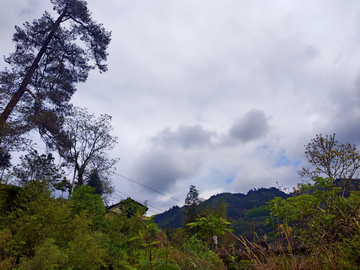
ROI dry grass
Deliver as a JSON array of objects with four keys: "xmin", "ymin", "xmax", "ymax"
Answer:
[{"xmin": 222, "ymin": 227, "xmax": 359, "ymax": 270}]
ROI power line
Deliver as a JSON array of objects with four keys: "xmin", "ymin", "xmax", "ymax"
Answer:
[
  {"xmin": 113, "ymin": 190, "xmax": 160, "ymax": 214},
  {"xmin": 112, "ymin": 193, "xmax": 125, "ymax": 201},
  {"xmin": 114, "ymin": 173, "xmax": 183, "ymax": 204},
  {"xmin": 147, "ymin": 209, "xmax": 159, "ymax": 214},
  {"xmin": 115, "ymin": 190, "xmax": 165, "ymax": 212}
]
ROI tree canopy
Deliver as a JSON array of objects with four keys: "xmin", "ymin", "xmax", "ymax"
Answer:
[
  {"xmin": 299, "ymin": 133, "xmax": 360, "ymax": 182},
  {"xmin": 183, "ymin": 185, "xmax": 203, "ymax": 229},
  {"xmin": 12, "ymin": 149, "xmax": 64, "ymax": 189},
  {"xmin": 54, "ymin": 107, "xmax": 118, "ymax": 192},
  {"xmin": 267, "ymin": 135, "xmax": 360, "ymax": 269},
  {"xmin": 0, "ymin": 0, "xmax": 111, "ymax": 150}
]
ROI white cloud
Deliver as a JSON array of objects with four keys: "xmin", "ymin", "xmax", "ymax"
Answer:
[{"xmin": 2, "ymin": 0, "xmax": 360, "ymax": 212}]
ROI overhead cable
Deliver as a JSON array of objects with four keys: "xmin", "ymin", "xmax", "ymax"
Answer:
[
  {"xmin": 114, "ymin": 173, "xmax": 183, "ymax": 204},
  {"xmin": 115, "ymin": 190, "xmax": 165, "ymax": 212}
]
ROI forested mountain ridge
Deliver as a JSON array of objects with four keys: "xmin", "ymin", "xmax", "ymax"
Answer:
[{"xmin": 153, "ymin": 187, "xmax": 289, "ymax": 231}]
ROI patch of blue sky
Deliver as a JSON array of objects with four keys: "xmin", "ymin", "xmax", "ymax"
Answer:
[
  {"xmin": 254, "ymin": 144, "xmax": 273, "ymax": 155},
  {"xmin": 275, "ymin": 149, "xmax": 301, "ymax": 168},
  {"xmin": 226, "ymin": 177, "xmax": 234, "ymax": 184},
  {"xmin": 208, "ymin": 169, "xmax": 235, "ymax": 185},
  {"xmin": 210, "ymin": 168, "xmax": 223, "ymax": 179}
]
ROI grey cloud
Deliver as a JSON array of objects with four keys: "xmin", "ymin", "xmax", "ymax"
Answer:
[
  {"xmin": 316, "ymin": 74, "xmax": 360, "ymax": 145},
  {"xmin": 292, "ymin": 45, "xmax": 319, "ymax": 64},
  {"xmin": 5, "ymin": 0, "xmax": 360, "ymax": 213},
  {"xmin": 229, "ymin": 109, "xmax": 270, "ymax": 143},
  {"xmin": 303, "ymin": 46, "xmax": 319, "ymax": 60},
  {"xmin": 150, "ymin": 124, "xmax": 216, "ymax": 149},
  {"xmin": 134, "ymin": 150, "xmax": 194, "ymax": 193}
]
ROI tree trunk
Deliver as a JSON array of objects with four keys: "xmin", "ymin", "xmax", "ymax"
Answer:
[{"xmin": 0, "ymin": 6, "xmax": 69, "ymax": 129}]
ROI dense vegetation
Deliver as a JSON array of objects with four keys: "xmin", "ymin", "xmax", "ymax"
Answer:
[
  {"xmin": 1, "ymin": 0, "xmax": 360, "ymax": 268},
  {"xmin": 0, "ymin": 182, "xmax": 228, "ymax": 269},
  {"xmin": 154, "ymin": 187, "xmax": 289, "ymax": 239},
  {"xmin": 2, "ymin": 131, "xmax": 360, "ymax": 269}
]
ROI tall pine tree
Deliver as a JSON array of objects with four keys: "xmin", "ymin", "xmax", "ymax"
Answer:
[
  {"xmin": 0, "ymin": 0, "xmax": 111, "ymax": 149},
  {"xmin": 183, "ymin": 185, "xmax": 203, "ymax": 229}
]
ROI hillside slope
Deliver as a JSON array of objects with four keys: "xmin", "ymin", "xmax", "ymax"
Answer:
[{"xmin": 153, "ymin": 187, "xmax": 289, "ymax": 234}]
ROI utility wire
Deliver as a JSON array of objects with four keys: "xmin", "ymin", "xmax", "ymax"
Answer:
[
  {"xmin": 113, "ymin": 190, "xmax": 160, "ymax": 215},
  {"xmin": 115, "ymin": 190, "xmax": 165, "ymax": 212},
  {"xmin": 112, "ymin": 193, "xmax": 125, "ymax": 201},
  {"xmin": 114, "ymin": 172, "xmax": 183, "ymax": 204},
  {"xmin": 147, "ymin": 209, "xmax": 159, "ymax": 214}
]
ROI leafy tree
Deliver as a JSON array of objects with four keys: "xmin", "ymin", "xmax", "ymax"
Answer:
[
  {"xmin": 0, "ymin": 179, "xmax": 229, "ymax": 269},
  {"xmin": 185, "ymin": 185, "xmax": 201, "ymax": 206},
  {"xmin": 187, "ymin": 214, "xmax": 233, "ymax": 247},
  {"xmin": 54, "ymin": 107, "xmax": 118, "ymax": 192},
  {"xmin": 53, "ymin": 177, "xmax": 72, "ymax": 195},
  {"xmin": 267, "ymin": 135, "xmax": 360, "ymax": 268},
  {"xmin": 2, "ymin": 180, "xmax": 55, "ymax": 260},
  {"xmin": 0, "ymin": 0, "xmax": 111, "ymax": 147},
  {"xmin": 268, "ymin": 178, "xmax": 360, "ymax": 252},
  {"xmin": 299, "ymin": 134, "xmax": 360, "ymax": 185},
  {"xmin": 0, "ymin": 181, "xmax": 108, "ymax": 269},
  {"xmin": 12, "ymin": 149, "xmax": 63, "ymax": 188},
  {"xmin": 70, "ymin": 185, "xmax": 106, "ymax": 227}
]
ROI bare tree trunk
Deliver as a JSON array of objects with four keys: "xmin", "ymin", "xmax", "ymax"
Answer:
[
  {"xmin": 0, "ymin": 6, "xmax": 68, "ymax": 129},
  {"xmin": 71, "ymin": 166, "xmax": 77, "ymax": 194}
]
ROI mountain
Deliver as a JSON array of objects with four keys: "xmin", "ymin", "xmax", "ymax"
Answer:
[{"xmin": 153, "ymin": 187, "xmax": 289, "ymax": 232}]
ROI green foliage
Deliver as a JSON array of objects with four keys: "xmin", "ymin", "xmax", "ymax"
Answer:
[
  {"xmin": 0, "ymin": 180, "xmax": 291, "ymax": 269},
  {"xmin": 70, "ymin": 185, "xmax": 106, "ymax": 228},
  {"xmin": 178, "ymin": 237, "xmax": 225, "ymax": 269},
  {"xmin": 1, "ymin": 177, "xmax": 231, "ymax": 269},
  {"xmin": 56, "ymin": 107, "xmax": 118, "ymax": 192},
  {"xmin": 185, "ymin": 185, "xmax": 201, "ymax": 206},
  {"xmin": 268, "ymin": 176, "xmax": 360, "ymax": 243},
  {"xmin": 116, "ymin": 198, "xmax": 148, "ymax": 218},
  {"xmin": 0, "ymin": 184, "xmax": 22, "ymax": 223},
  {"xmin": 128, "ymin": 216, "xmax": 163, "ymax": 268},
  {"xmin": 87, "ymin": 169, "xmax": 104, "ymax": 195},
  {"xmin": 187, "ymin": 213, "xmax": 233, "ymax": 247},
  {"xmin": 155, "ymin": 187, "xmax": 288, "ymax": 239},
  {"xmin": 267, "ymin": 178, "xmax": 360, "ymax": 268},
  {"xmin": 299, "ymin": 133, "xmax": 360, "ymax": 182},
  {"xmin": 200, "ymin": 197, "xmax": 227, "ymax": 219},
  {"xmin": 183, "ymin": 185, "xmax": 203, "ymax": 229},
  {"xmin": 12, "ymin": 149, "xmax": 63, "ymax": 189},
  {"xmin": 0, "ymin": 149, "xmax": 11, "ymax": 182},
  {"xmin": 0, "ymin": 0, "xmax": 111, "ymax": 146},
  {"xmin": 171, "ymin": 227, "xmax": 189, "ymax": 246},
  {"xmin": 245, "ymin": 205, "xmax": 269, "ymax": 219},
  {"xmin": 53, "ymin": 177, "xmax": 72, "ymax": 195},
  {"xmin": 153, "ymin": 205, "xmax": 183, "ymax": 229}
]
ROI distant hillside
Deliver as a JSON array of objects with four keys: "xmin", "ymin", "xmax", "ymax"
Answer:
[{"xmin": 153, "ymin": 187, "xmax": 289, "ymax": 233}]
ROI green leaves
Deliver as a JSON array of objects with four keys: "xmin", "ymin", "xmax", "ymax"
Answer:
[
  {"xmin": 70, "ymin": 185, "xmax": 105, "ymax": 228},
  {"xmin": 299, "ymin": 133, "xmax": 360, "ymax": 182},
  {"xmin": 56, "ymin": 107, "xmax": 118, "ymax": 192},
  {"xmin": 268, "ymin": 175, "xmax": 360, "ymax": 268},
  {"xmin": 0, "ymin": 0, "xmax": 111, "ymax": 150},
  {"xmin": 186, "ymin": 213, "xmax": 233, "ymax": 242},
  {"xmin": 1, "ymin": 181, "xmax": 216, "ymax": 269},
  {"xmin": 12, "ymin": 149, "xmax": 64, "ymax": 189}
]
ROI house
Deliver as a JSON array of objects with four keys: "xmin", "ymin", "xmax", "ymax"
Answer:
[{"xmin": 107, "ymin": 197, "xmax": 148, "ymax": 218}]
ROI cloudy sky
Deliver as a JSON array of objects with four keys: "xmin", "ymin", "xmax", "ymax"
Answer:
[{"xmin": 1, "ymin": 0, "xmax": 360, "ymax": 214}]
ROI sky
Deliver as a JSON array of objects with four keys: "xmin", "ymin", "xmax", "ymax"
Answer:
[{"xmin": 1, "ymin": 0, "xmax": 360, "ymax": 215}]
